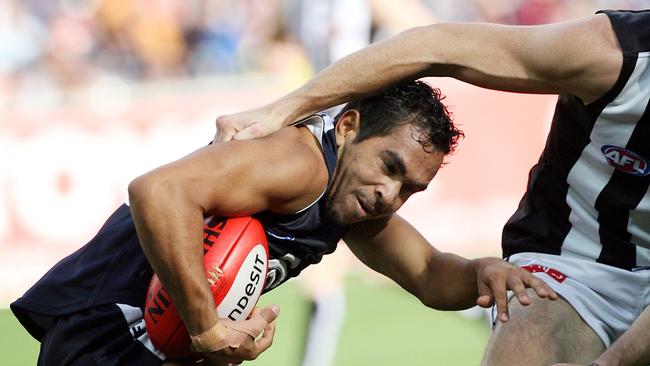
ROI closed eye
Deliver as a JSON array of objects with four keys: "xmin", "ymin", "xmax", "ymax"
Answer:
[
  {"xmin": 382, "ymin": 159, "xmax": 399, "ymax": 175},
  {"xmin": 381, "ymin": 150, "xmax": 406, "ymax": 176},
  {"xmin": 381, "ymin": 149, "xmax": 429, "ymax": 193}
]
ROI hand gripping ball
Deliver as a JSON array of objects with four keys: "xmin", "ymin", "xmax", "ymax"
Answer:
[{"xmin": 144, "ymin": 216, "xmax": 269, "ymax": 358}]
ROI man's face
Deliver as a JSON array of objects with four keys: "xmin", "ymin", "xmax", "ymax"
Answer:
[{"xmin": 326, "ymin": 111, "xmax": 444, "ymax": 225}]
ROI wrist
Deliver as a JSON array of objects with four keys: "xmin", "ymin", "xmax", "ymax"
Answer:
[
  {"xmin": 276, "ymin": 85, "xmax": 333, "ymax": 125},
  {"xmin": 267, "ymin": 96, "xmax": 307, "ymax": 127},
  {"xmin": 190, "ymin": 321, "xmax": 228, "ymax": 353},
  {"xmin": 466, "ymin": 257, "xmax": 481, "ymax": 277},
  {"xmin": 460, "ymin": 256, "xmax": 484, "ymax": 299}
]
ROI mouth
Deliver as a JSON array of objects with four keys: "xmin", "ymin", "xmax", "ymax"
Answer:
[{"xmin": 356, "ymin": 195, "xmax": 374, "ymax": 218}]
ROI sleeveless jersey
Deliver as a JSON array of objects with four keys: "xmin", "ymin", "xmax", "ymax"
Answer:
[
  {"xmin": 503, "ymin": 10, "xmax": 650, "ymax": 270},
  {"xmin": 11, "ymin": 114, "xmax": 346, "ymax": 340}
]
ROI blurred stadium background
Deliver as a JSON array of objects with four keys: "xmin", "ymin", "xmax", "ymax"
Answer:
[{"xmin": 0, "ymin": 0, "xmax": 646, "ymax": 365}]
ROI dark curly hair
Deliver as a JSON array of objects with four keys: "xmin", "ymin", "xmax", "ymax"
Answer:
[{"xmin": 335, "ymin": 80, "xmax": 463, "ymax": 154}]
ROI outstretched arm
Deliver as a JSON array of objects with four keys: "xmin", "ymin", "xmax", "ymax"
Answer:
[
  {"xmin": 344, "ymin": 214, "xmax": 557, "ymax": 322},
  {"xmin": 216, "ymin": 14, "xmax": 621, "ymax": 141}
]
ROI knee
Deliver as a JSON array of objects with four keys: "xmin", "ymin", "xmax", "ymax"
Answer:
[{"xmin": 480, "ymin": 291, "xmax": 565, "ymax": 363}]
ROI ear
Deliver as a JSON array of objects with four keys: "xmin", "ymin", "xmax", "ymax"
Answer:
[{"xmin": 334, "ymin": 110, "xmax": 361, "ymax": 147}]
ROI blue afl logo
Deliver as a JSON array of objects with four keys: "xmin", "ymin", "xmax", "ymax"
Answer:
[{"xmin": 601, "ymin": 145, "xmax": 650, "ymax": 176}]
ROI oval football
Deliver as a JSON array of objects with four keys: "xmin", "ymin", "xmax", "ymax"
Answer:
[{"xmin": 144, "ymin": 216, "xmax": 269, "ymax": 359}]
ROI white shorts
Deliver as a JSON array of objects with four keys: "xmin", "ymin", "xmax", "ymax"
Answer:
[{"xmin": 500, "ymin": 252, "xmax": 650, "ymax": 347}]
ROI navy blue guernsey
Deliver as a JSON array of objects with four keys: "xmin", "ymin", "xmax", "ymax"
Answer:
[
  {"xmin": 255, "ymin": 126, "xmax": 346, "ymax": 291},
  {"xmin": 11, "ymin": 114, "xmax": 346, "ymax": 341}
]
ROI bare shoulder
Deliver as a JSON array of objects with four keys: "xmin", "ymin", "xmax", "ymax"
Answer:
[
  {"xmin": 255, "ymin": 125, "xmax": 330, "ymax": 213},
  {"xmin": 261, "ymin": 125, "xmax": 328, "ymax": 177}
]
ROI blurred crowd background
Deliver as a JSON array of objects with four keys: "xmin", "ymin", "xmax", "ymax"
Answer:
[
  {"xmin": 1, "ymin": 0, "xmax": 647, "ymax": 109},
  {"xmin": 1, "ymin": 1, "xmax": 648, "ymax": 364}
]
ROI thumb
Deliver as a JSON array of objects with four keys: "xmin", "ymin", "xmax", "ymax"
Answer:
[
  {"xmin": 221, "ymin": 305, "xmax": 280, "ymax": 339},
  {"xmin": 233, "ymin": 123, "xmax": 265, "ymax": 141},
  {"xmin": 476, "ymin": 281, "xmax": 494, "ymax": 308},
  {"xmin": 259, "ymin": 304, "xmax": 280, "ymax": 323},
  {"xmin": 214, "ymin": 124, "xmax": 237, "ymax": 143},
  {"xmin": 214, "ymin": 115, "xmax": 239, "ymax": 143}
]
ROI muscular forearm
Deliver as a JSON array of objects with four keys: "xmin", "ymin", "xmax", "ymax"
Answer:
[
  {"xmin": 269, "ymin": 26, "xmax": 439, "ymax": 125},
  {"xmin": 421, "ymin": 252, "xmax": 479, "ymax": 310},
  {"xmin": 128, "ymin": 175, "xmax": 218, "ymax": 336},
  {"xmin": 261, "ymin": 16, "xmax": 618, "ymax": 130},
  {"xmin": 593, "ymin": 306, "xmax": 650, "ymax": 366},
  {"xmin": 266, "ymin": 22, "xmax": 563, "ymax": 126}
]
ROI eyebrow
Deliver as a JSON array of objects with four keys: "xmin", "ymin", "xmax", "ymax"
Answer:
[{"xmin": 382, "ymin": 150, "xmax": 429, "ymax": 191}]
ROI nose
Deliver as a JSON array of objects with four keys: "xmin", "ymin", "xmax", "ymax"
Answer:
[{"xmin": 374, "ymin": 181, "xmax": 403, "ymax": 213}]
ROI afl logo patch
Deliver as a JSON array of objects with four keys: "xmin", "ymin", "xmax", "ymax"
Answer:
[{"xmin": 601, "ymin": 145, "xmax": 650, "ymax": 176}]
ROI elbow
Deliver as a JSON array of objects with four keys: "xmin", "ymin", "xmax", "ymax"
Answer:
[
  {"xmin": 420, "ymin": 296, "xmax": 473, "ymax": 312},
  {"xmin": 416, "ymin": 286, "xmax": 446, "ymax": 310},
  {"xmin": 419, "ymin": 296, "xmax": 440, "ymax": 310},
  {"xmin": 128, "ymin": 172, "xmax": 176, "ymax": 209},
  {"xmin": 419, "ymin": 293, "xmax": 453, "ymax": 311},
  {"xmin": 417, "ymin": 287, "xmax": 476, "ymax": 311},
  {"xmin": 128, "ymin": 170, "xmax": 201, "ymax": 214},
  {"xmin": 128, "ymin": 174, "xmax": 154, "ymax": 208}
]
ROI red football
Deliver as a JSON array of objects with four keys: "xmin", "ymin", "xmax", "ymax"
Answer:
[{"xmin": 144, "ymin": 216, "xmax": 269, "ymax": 359}]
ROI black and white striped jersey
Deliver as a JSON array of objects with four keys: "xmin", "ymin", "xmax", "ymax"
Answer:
[{"xmin": 503, "ymin": 10, "xmax": 650, "ymax": 270}]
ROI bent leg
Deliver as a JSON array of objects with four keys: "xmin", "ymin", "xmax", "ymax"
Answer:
[{"xmin": 481, "ymin": 289, "xmax": 604, "ymax": 366}]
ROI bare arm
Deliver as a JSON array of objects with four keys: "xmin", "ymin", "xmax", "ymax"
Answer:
[
  {"xmin": 216, "ymin": 14, "xmax": 621, "ymax": 141},
  {"xmin": 344, "ymin": 214, "xmax": 556, "ymax": 320},
  {"xmin": 128, "ymin": 127, "xmax": 325, "ymax": 358}
]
